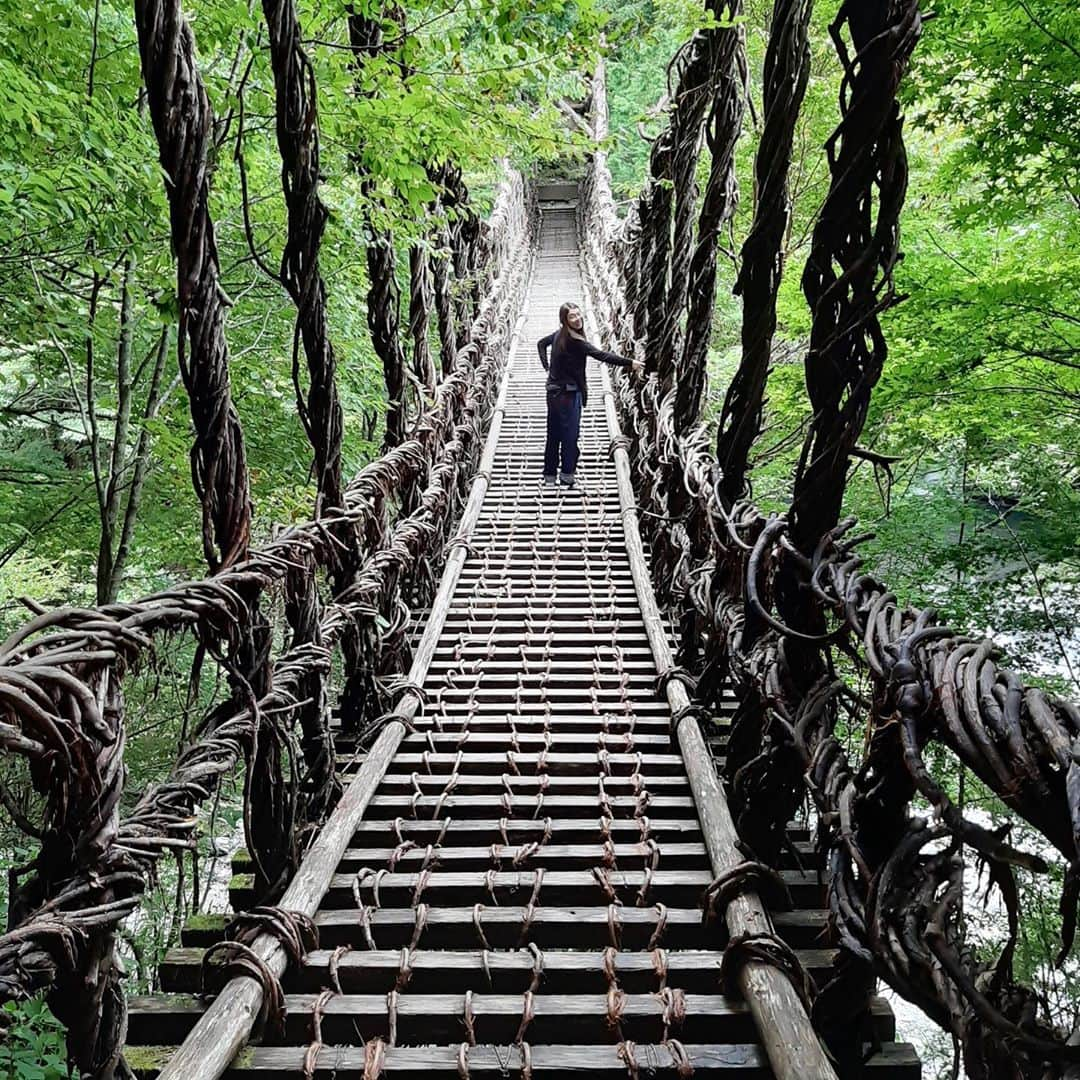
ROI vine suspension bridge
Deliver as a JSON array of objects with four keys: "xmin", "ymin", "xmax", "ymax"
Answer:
[
  {"xmin": 118, "ymin": 193, "xmax": 919, "ymax": 1079},
  {"xmin": 4, "ymin": 3, "xmax": 1080, "ymax": 1080}
]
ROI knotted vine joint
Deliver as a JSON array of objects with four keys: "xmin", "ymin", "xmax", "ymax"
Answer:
[
  {"xmin": 669, "ymin": 703, "xmax": 711, "ymax": 739},
  {"xmin": 720, "ymin": 930, "xmax": 815, "ymax": 1014},
  {"xmin": 702, "ymin": 860, "xmax": 793, "ymax": 922},
  {"xmin": 199, "ymin": 907, "xmax": 318, "ymax": 1039}
]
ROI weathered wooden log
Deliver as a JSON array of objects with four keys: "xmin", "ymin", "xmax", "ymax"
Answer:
[
  {"xmin": 127, "ymin": 1039, "xmax": 922, "ymax": 1077},
  {"xmin": 127, "ymin": 989, "xmax": 902, "ymax": 1046}
]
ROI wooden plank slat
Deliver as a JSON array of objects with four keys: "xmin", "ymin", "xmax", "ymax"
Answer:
[
  {"xmin": 127, "ymin": 1041, "xmax": 921, "ymax": 1078},
  {"xmin": 127, "ymin": 991, "xmax": 760, "ymax": 1045},
  {"xmin": 175, "ymin": 908, "xmax": 830, "ymax": 956},
  {"xmin": 228, "ymin": 868, "xmax": 825, "ymax": 914},
  {"xmin": 128, "ymin": 991, "xmax": 900, "ymax": 1048},
  {"xmin": 372, "ymin": 773, "xmax": 691, "ymax": 796},
  {"xmin": 361, "ymin": 793, "xmax": 699, "ymax": 818},
  {"xmin": 381, "ymin": 750, "xmax": 689, "ymax": 773}
]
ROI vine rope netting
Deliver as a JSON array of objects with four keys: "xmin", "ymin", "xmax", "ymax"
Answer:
[{"xmin": 579, "ymin": 3, "xmax": 1080, "ymax": 1076}]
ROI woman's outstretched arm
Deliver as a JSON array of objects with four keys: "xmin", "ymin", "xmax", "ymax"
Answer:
[{"xmin": 582, "ymin": 339, "xmax": 632, "ymax": 368}]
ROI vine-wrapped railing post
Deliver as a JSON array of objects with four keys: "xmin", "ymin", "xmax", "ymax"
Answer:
[
  {"xmin": 427, "ymin": 171, "xmax": 460, "ymax": 375},
  {"xmin": 139, "ymin": 1, "xmax": 251, "ymax": 575},
  {"xmin": 431, "ymin": 234, "xmax": 457, "ymax": 376},
  {"xmin": 262, "ymin": 0, "xmax": 344, "ymax": 518},
  {"xmin": 791, "ymin": 1, "xmax": 919, "ymax": 554},
  {"xmin": 452, "ymin": 200, "xmax": 482, "ymax": 343},
  {"xmin": 654, "ymin": 3, "xmax": 732, "ymax": 401},
  {"xmin": 141, "ymin": 0, "xmax": 287, "ymax": 911},
  {"xmin": 366, "ymin": 234, "xmax": 408, "ymax": 449}
]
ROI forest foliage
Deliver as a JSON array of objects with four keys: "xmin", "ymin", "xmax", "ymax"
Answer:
[
  {"xmin": 0, "ymin": 0, "xmax": 1078, "ymax": 1075},
  {"xmin": 0, "ymin": 0, "xmax": 596, "ymax": 616},
  {"xmin": 604, "ymin": 0, "xmax": 1079, "ymax": 695}
]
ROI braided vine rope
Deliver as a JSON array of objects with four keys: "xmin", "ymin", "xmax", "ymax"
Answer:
[
  {"xmin": 715, "ymin": 0, "xmax": 812, "ymax": 504},
  {"xmin": 136, "ymin": 0, "xmax": 251, "ymax": 574},
  {"xmin": 262, "ymin": 0, "xmax": 345, "ymax": 518},
  {"xmin": 581, "ymin": 4, "xmax": 1080, "ymax": 1076}
]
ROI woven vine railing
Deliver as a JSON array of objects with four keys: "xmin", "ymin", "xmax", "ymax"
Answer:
[
  {"xmin": 0, "ymin": 170, "xmax": 533, "ymax": 1072},
  {"xmin": 0, "ymin": 0, "xmax": 536, "ymax": 1069},
  {"xmin": 580, "ymin": 4, "xmax": 1080, "ymax": 1077}
]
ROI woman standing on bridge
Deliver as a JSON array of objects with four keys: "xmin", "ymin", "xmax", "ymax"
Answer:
[{"xmin": 537, "ymin": 302, "xmax": 642, "ymax": 488}]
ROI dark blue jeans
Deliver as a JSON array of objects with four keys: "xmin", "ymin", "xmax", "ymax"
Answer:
[{"xmin": 543, "ymin": 387, "xmax": 582, "ymax": 478}]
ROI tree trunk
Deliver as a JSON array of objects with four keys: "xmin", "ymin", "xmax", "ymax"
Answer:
[
  {"xmin": 109, "ymin": 325, "xmax": 172, "ymax": 603},
  {"xmin": 96, "ymin": 256, "xmax": 135, "ymax": 604}
]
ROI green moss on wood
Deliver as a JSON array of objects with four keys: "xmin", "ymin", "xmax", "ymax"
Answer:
[
  {"xmin": 183, "ymin": 913, "xmax": 227, "ymax": 933},
  {"xmin": 122, "ymin": 1045, "xmax": 170, "ymax": 1075},
  {"xmin": 123, "ymin": 1044, "xmax": 254, "ymax": 1076}
]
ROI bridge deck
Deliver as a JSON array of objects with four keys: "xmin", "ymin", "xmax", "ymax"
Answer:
[{"xmin": 126, "ymin": 202, "xmax": 919, "ymax": 1077}]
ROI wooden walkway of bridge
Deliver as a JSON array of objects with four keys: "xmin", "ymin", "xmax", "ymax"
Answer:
[{"xmin": 121, "ymin": 195, "xmax": 920, "ymax": 1079}]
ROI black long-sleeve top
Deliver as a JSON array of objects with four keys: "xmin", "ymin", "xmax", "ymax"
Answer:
[{"xmin": 537, "ymin": 331, "xmax": 631, "ymax": 408}]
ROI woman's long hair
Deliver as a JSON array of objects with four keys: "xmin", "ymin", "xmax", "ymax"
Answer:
[{"xmin": 554, "ymin": 301, "xmax": 587, "ymax": 356}]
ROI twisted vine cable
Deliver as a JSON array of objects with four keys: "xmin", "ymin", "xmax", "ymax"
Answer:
[
  {"xmin": 790, "ymin": 0, "xmax": 921, "ymax": 554},
  {"xmin": 676, "ymin": 0, "xmax": 747, "ymax": 434},
  {"xmin": 715, "ymin": 0, "xmax": 812, "ymax": 504},
  {"xmin": 259, "ymin": 0, "xmax": 345, "ymax": 869},
  {"xmin": 136, "ymin": 0, "xmax": 251, "ymax": 574}
]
